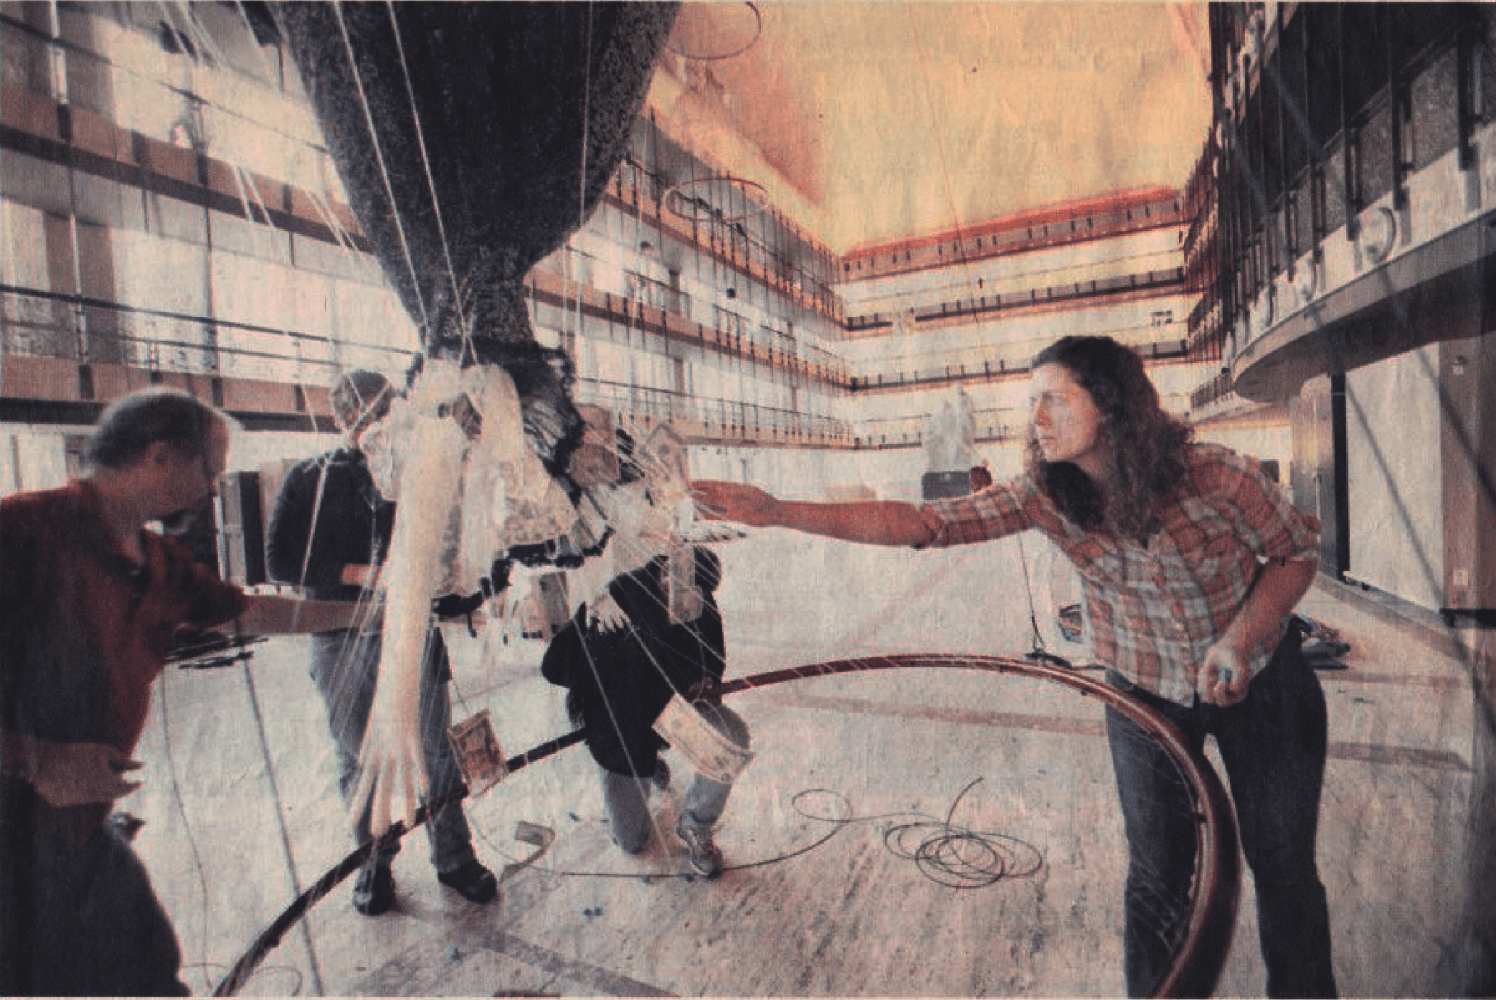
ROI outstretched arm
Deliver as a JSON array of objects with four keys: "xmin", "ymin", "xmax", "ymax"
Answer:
[
  {"xmin": 691, "ymin": 480, "xmax": 935, "ymax": 547},
  {"xmin": 236, "ymin": 594, "xmax": 371, "ymax": 635}
]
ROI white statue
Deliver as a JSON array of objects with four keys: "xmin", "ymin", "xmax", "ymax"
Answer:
[{"xmin": 924, "ymin": 385, "xmax": 977, "ymax": 473}]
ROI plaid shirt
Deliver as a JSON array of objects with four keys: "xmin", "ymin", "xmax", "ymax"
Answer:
[{"xmin": 919, "ymin": 443, "xmax": 1320, "ymax": 705}]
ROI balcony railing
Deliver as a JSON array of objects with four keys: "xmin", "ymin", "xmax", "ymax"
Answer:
[
  {"xmin": 0, "ymin": 284, "xmax": 409, "ymax": 388},
  {"xmin": 844, "ymin": 267, "xmax": 1186, "ymax": 333},
  {"xmin": 847, "ymin": 323, "xmax": 1190, "ymax": 392},
  {"xmin": 574, "ymin": 377, "xmax": 853, "ymax": 447},
  {"xmin": 1189, "ymin": 370, "xmax": 1236, "ymax": 411}
]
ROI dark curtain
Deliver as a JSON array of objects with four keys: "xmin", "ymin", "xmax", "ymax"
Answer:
[{"xmin": 275, "ymin": 2, "xmax": 679, "ymax": 484}]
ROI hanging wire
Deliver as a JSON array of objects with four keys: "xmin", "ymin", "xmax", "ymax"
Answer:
[
  {"xmin": 108, "ymin": 8, "xmax": 385, "ymax": 991},
  {"xmin": 578, "ymin": 2, "xmax": 595, "ymax": 236},
  {"xmin": 574, "ymin": 593, "xmax": 681, "ymax": 854},
  {"xmin": 1014, "ymin": 532, "xmax": 1049, "ymax": 661},
  {"xmin": 327, "ymin": 1, "xmax": 435, "ymax": 340},
  {"xmin": 238, "ymin": 655, "xmax": 327, "ymax": 996},
  {"xmin": 251, "ymin": 0, "xmax": 728, "ymax": 932},
  {"xmin": 153, "ymin": 668, "xmax": 214, "ymax": 981},
  {"xmin": 383, "ymin": 0, "xmax": 474, "ymax": 367}
]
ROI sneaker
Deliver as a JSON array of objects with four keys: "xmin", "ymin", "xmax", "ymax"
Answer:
[
  {"xmin": 651, "ymin": 758, "xmax": 671, "ymax": 793},
  {"xmin": 675, "ymin": 819, "xmax": 724, "ymax": 878},
  {"xmin": 438, "ymin": 859, "xmax": 499, "ymax": 905},
  {"xmin": 352, "ymin": 863, "xmax": 395, "ymax": 916}
]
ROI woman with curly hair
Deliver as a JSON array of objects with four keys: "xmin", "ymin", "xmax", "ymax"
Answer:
[
  {"xmin": 1025, "ymin": 335, "xmax": 1193, "ymax": 538},
  {"xmin": 692, "ymin": 335, "xmax": 1336, "ymax": 998}
]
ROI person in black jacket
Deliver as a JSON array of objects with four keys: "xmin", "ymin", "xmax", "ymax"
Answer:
[
  {"xmin": 265, "ymin": 369, "xmax": 496, "ymax": 915},
  {"xmin": 541, "ymin": 547, "xmax": 747, "ymax": 877}
]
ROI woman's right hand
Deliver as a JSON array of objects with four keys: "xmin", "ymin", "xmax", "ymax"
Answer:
[{"xmin": 690, "ymin": 480, "xmax": 782, "ymax": 528}]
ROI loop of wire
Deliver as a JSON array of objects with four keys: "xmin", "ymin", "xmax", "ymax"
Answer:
[{"xmin": 881, "ymin": 778, "xmax": 1044, "ymax": 890}]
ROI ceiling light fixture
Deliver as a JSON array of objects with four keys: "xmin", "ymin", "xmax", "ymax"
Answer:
[
  {"xmin": 665, "ymin": 2, "xmax": 762, "ymax": 61},
  {"xmin": 664, "ymin": 175, "xmax": 767, "ymax": 225}
]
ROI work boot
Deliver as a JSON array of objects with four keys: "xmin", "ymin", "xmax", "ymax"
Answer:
[
  {"xmin": 352, "ymin": 862, "xmax": 395, "ymax": 916},
  {"xmin": 438, "ymin": 859, "xmax": 499, "ymax": 905},
  {"xmin": 675, "ymin": 819, "xmax": 724, "ymax": 878}
]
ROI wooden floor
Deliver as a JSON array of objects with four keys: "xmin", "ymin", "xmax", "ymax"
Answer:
[{"xmin": 129, "ymin": 531, "xmax": 1484, "ymax": 996}]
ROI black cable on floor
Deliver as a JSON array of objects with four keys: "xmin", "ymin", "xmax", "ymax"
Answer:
[{"xmin": 489, "ymin": 780, "xmax": 1042, "ymax": 889}]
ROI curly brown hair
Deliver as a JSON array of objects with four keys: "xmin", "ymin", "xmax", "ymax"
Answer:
[{"xmin": 1027, "ymin": 336, "xmax": 1193, "ymax": 538}]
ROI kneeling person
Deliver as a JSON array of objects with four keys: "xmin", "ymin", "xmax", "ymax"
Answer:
[{"xmin": 542, "ymin": 548, "xmax": 746, "ymax": 877}]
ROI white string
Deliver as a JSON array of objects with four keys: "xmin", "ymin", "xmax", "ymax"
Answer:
[
  {"xmin": 232, "ymin": 0, "xmax": 286, "ymax": 84},
  {"xmin": 511, "ymin": 0, "xmax": 750, "ymax": 829},
  {"xmin": 303, "ymin": 189, "xmax": 356, "ymax": 256},
  {"xmin": 577, "ymin": 3, "xmax": 595, "ymax": 235},
  {"xmin": 570, "ymin": 5, "xmax": 598, "ymax": 356},
  {"xmin": 228, "ymin": 163, "xmax": 277, "ymax": 256},
  {"xmin": 575, "ymin": 603, "xmax": 675, "ymax": 850},
  {"xmin": 329, "ymin": 1, "xmax": 434, "ymax": 340},
  {"xmin": 571, "ymin": 533, "xmax": 730, "ymax": 698},
  {"xmin": 383, "ymin": 0, "xmax": 473, "ymax": 366},
  {"xmin": 312, "ymin": 2, "xmax": 479, "ymax": 839}
]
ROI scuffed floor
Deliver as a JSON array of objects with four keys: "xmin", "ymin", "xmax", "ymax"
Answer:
[{"xmin": 129, "ymin": 530, "xmax": 1480, "ymax": 996}]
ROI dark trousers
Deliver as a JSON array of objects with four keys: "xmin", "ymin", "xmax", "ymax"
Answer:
[
  {"xmin": 1106, "ymin": 632, "xmax": 1337, "ymax": 998},
  {"xmin": 1, "ymin": 791, "xmax": 188, "ymax": 996},
  {"xmin": 310, "ymin": 627, "xmax": 475, "ymax": 873}
]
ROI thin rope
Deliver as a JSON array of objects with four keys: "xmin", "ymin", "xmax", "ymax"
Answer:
[
  {"xmin": 155, "ymin": 669, "xmax": 213, "ymax": 974},
  {"xmin": 239, "ymin": 657, "xmax": 327, "ymax": 996},
  {"xmin": 383, "ymin": 0, "xmax": 473, "ymax": 367},
  {"xmin": 329, "ymin": 1, "xmax": 434, "ymax": 339},
  {"xmin": 575, "ymin": 602, "xmax": 678, "ymax": 851},
  {"xmin": 1015, "ymin": 532, "xmax": 1048, "ymax": 658},
  {"xmin": 578, "ymin": 4, "xmax": 595, "ymax": 236},
  {"xmin": 570, "ymin": 4, "xmax": 598, "ymax": 352}
]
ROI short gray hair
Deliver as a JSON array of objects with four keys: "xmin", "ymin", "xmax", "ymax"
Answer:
[{"xmin": 84, "ymin": 388, "xmax": 226, "ymax": 471}]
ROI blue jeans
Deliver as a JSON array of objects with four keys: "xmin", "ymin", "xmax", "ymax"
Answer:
[
  {"xmin": 601, "ymin": 701, "xmax": 749, "ymax": 853},
  {"xmin": 1106, "ymin": 631, "xmax": 1336, "ymax": 998},
  {"xmin": 311, "ymin": 627, "xmax": 475, "ymax": 873}
]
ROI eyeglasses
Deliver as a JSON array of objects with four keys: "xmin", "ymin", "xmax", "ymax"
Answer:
[{"xmin": 195, "ymin": 450, "xmax": 221, "ymax": 494}]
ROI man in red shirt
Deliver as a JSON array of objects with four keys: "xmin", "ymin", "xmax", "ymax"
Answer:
[
  {"xmin": 694, "ymin": 335, "xmax": 1336, "ymax": 998},
  {"xmin": 1, "ymin": 388, "xmax": 368, "ymax": 996}
]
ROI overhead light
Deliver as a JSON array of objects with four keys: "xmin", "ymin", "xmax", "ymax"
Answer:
[
  {"xmin": 1294, "ymin": 259, "xmax": 1318, "ymax": 302},
  {"xmin": 666, "ymin": 2, "xmax": 762, "ymax": 62},
  {"xmin": 664, "ymin": 175, "xmax": 766, "ymax": 224}
]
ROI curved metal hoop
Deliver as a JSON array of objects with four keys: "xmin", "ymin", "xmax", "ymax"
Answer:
[{"xmin": 216, "ymin": 653, "xmax": 1238, "ymax": 998}]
